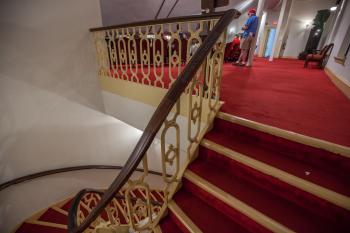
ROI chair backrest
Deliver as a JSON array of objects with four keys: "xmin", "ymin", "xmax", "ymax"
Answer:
[
  {"xmin": 321, "ymin": 43, "xmax": 334, "ymax": 57},
  {"xmin": 320, "ymin": 43, "xmax": 334, "ymax": 68}
]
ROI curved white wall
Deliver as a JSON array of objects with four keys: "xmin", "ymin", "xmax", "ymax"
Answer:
[
  {"xmin": 0, "ymin": 76, "xmax": 145, "ymax": 183},
  {"xmin": 100, "ymin": 0, "xmax": 201, "ymax": 26},
  {"xmin": 0, "ymin": 0, "xmax": 104, "ymax": 111},
  {"xmin": 0, "ymin": 169, "xmax": 163, "ymax": 233},
  {"xmin": 326, "ymin": 0, "xmax": 350, "ymax": 83},
  {"xmin": 283, "ymin": 0, "xmax": 334, "ymax": 58},
  {"xmin": 0, "ymin": 0, "xmax": 172, "ymax": 183}
]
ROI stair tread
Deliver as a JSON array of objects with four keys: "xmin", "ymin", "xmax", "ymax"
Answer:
[
  {"xmin": 205, "ymin": 125, "xmax": 350, "ymax": 196},
  {"xmin": 160, "ymin": 217, "xmax": 185, "ymax": 233},
  {"xmin": 188, "ymin": 156, "xmax": 349, "ymax": 233},
  {"xmin": 15, "ymin": 222, "xmax": 67, "ymax": 233},
  {"xmin": 38, "ymin": 208, "xmax": 68, "ymax": 225},
  {"xmin": 61, "ymin": 199, "xmax": 73, "ymax": 212},
  {"xmin": 159, "ymin": 212, "xmax": 189, "ymax": 233},
  {"xmin": 174, "ymin": 187, "xmax": 251, "ymax": 233}
]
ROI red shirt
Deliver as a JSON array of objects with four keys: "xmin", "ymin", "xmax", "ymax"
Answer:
[{"xmin": 230, "ymin": 37, "xmax": 240, "ymax": 50}]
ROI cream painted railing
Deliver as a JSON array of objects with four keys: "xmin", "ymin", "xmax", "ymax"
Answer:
[{"xmin": 68, "ymin": 10, "xmax": 240, "ymax": 233}]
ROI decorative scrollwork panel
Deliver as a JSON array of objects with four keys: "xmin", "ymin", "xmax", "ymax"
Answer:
[{"xmin": 86, "ymin": 12, "xmax": 231, "ymax": 233}]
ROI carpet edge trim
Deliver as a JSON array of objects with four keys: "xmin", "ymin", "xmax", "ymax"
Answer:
[{"xmin": 25, "ymin": 220, "xmax": 67, "ymax": 229}]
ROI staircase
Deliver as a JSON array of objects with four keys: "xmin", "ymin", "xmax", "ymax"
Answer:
[
  {"xmin": 8, "ymin": 9, "xmax": 350, "ymax": 233},
  {"xmin": 14, "ymin": 188, "xmax": 165, "ymax": 233},
  {"xmin": 158, "ymin": 112, "xmax": 350, "ymax": 233},
  {"xmin": 12, "ymin": 112, "xmax": 350, "ymax": 233}
]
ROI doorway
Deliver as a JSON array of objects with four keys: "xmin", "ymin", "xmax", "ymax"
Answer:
[{"xmin": 264, "ymin": 28, "xmax": 276, "ymax": 57}]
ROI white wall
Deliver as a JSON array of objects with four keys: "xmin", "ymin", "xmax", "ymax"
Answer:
[
  {"xmin": 102, "ymin": 91, "xmax": 193, "ymax": 161},
  {"xmin": 99, "ymin": 0, "xmax": 251, "ymax": 27},
  {"xmin": 0, "ymin": 0, "xmax": 134, "ymax": 181},
  {"xmin": 100, "ymin": 0, "xmax": 201, "ymax": 26},
  {"xmin": 283, "ymin": 0, "xmax": 334, "ymax": 58},
  {"xmin": 0, "ymin": 76, "xmax": 170, "ymax": 232},
  {"xmin": 0, "ymin": 0, "xmax": 104, "ymax": 112},
  {"xmin": 99, "ymin": 0, "xmax": 257, "ymax": 44},
  {"xmin": 0, "ymin": 77, "xmax": 145, "ymax": 183},
  {"xmin": 0, "ymin": 169, "xmax": 163, "ymax": 233},
  {"xmin": 326, "ymin": 0, "xmax": 350, "ymax": 83},
  {"xmin": 0, "ymin": 0, "xmax": 172, "ymax": 185}
]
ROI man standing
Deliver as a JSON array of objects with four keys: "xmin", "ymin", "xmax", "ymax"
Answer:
[{"xmin": 234, "ymin": 8, "xmax": 259, "ymax": 66}]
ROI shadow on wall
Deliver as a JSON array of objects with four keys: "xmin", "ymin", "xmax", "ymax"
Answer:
[
  {"xmin": 0, "ymin": 77, "xmax": 144, "ymax": 184},
  {"xmin": 0, "ymin": 21, "xmax": 104, "ymax": 113}
]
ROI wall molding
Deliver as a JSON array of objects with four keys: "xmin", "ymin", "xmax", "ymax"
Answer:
[
  {"xmin": 325, "ymin": 67, "xmax": 350, "ymax": 100},
  {"xmin": 281, "ymin": 56, "xmax": 297, "ymax": 59}
]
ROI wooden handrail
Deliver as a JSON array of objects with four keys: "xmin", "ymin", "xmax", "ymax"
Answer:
[
  {"xmin": 69, "ymin": 9, "xmax": 240, "ymax": 233},
  {"xmin": 90, "ymin": 11, "xmax": 228, "ymax": 32},
  {"xmin": 0, "ymin": 165, "xmax": 163, "ymax": 191}
]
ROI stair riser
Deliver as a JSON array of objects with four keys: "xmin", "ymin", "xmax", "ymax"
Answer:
[
  {"xmin": 181, "ymin": 178, "xmax": 272, "ymax": 233},
  {"xmin": 168, "ymin": 211, "xmax": 190, "ymax": 233},
  {"xmin": 211, "ymin": 118, "xmax": 350, "ymax": 176},
  {"xmin": 199, "ymin": 146, "xmax": 350, "ymax": 225},
  {"xmin": 39, "ymin": 209, "xmax": 68, "ymax": 225}
]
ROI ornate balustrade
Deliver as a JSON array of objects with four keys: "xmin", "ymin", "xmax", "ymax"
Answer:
[{"xmin": 68, "ymin": 9, "xmax": 240, "ymax": 233}]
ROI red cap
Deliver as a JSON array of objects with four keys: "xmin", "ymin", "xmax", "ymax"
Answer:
[{"xmin": 248, "ymin": 8, "xmax": 256, "ymax": 14}]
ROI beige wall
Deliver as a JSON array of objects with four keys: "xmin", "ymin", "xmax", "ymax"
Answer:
[
  {"xmin": 0, "ymin": 0, "xmax": 120, "ymax": 182},
  {"xmin": 326, "ymin": 0, "xmax": 350, "ymax": 83},
  {"xmin": 0, "ymin": 169, "xmax": 162, "ymax": 233},
  {"xmin": 0, "ymin": 0, "xmax": 104, "ymax": 111},
  {"xmin": 283, "ymin": 0, "xmax": 334, "ymax": 58}
]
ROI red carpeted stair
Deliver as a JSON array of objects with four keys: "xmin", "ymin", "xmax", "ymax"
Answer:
[
  {"xmin": 172, "ymin": 185, "xmax": 253, "ymax": 233},
  {"xmin": 205, "ymin": 118, "xmax": 350, "ymax": 196},
  {"xmin": 38, "ymin": 208, "xmax": 68, "ymax": 225},
  {"xmin": 14, "ymin": 189, "xmax": 164, "ymax": 233},
  {"xmin": 159, "ymin": 211, "xmax": 190, "ymax": 233},
  {"xmin": 159, "ymin": 112, "xmax": 350, "ymax": 232},
  {"xmin": 15, "ymin": 223, "xmax": 67, "ymax": 233}
]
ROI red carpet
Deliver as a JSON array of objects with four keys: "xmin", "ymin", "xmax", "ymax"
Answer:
[
  {"xmin": 220, "ymin": 58, "xmax": 350, "ymax": 146},
  {"xmin": 15, "ymin": 58, "xmax": 350, "ymax": 232},
  {"xmin": 205, "ymin": 118, "xmax": 350, "ymax": 196},
  {"xmin": 194, "ymin": 145, "xmax": 350, "ymax": 228},
  {"xmin": 159, "ymin": 85, "xmax": 350, "ymax": 232},
  {"xmin": 159, "ymin": 212, "xmax": 190, "ymax": 233},
  {"xmin": 14, "ymin": 189, "xmax": 164, "ymax": 233},
  {"xmin": 15, "ymin": 223, "xmax": 67, "ymax": 233},
  {"xmin": 173, "ymin": 183, "xmax": 254, "ymax": 233},
  {"xmin": 111, "ymin": 58, "xmax": 350, "ymax": 146},
  {"xmin": 39, "ymin": 208, "xmax": 68, "ymax": 225}
]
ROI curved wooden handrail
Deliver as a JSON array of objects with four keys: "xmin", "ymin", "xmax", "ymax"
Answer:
[
  {"xmin": 0, "ymin": 165, "xmax": 163, "ymax": 191},
  {"xmin": 69, "ymin": 9, "xmax": 240, "ymax": 233},
  {"xmin": 90, "ymin": 11, "xmax": 227, "ymax": 32}
]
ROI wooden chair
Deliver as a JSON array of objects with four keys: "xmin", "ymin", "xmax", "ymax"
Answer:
[{"xmin": 304, "ymin": 43, "xmax": 334, "ymax": 69}]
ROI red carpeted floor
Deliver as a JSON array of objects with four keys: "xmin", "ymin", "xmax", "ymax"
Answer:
[
  {"xmin": 111, "ymin": 58, "xmax": 350, "ymax": 146},
  {"xmin": 220, "ymin": 58, "xmax": 350, "ymax": 146}
]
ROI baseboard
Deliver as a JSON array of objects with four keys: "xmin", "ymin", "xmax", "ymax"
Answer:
[
  {"xmin": 325, "ymin": 67, "xmax": 350, "ymax": 100},
  {"xmin": 281, "ymin": 56, "xmax": 297, "ymax": 59}
]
